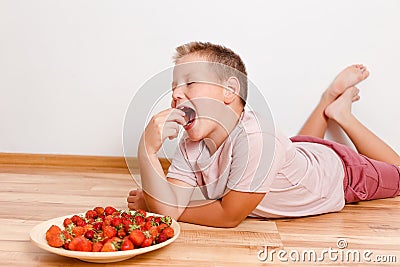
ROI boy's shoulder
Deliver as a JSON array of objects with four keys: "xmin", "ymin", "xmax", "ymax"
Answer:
[{"xmin": 236, "ymin": 110, "xmax": 268, "ymax": 135}]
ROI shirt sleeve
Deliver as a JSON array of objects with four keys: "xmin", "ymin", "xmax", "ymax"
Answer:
[
  {"xmin": 227, "ymin": 129, "xmax": 286, "ymax": 193},
  {"xmin": 166, "ymin": 138, "xmax": 198, "ymax": 187}
]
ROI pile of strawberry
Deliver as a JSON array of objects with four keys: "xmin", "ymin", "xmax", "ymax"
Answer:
[{"xmin": 45, "ymin": 206, "xmax": 174, "ymax": 252}]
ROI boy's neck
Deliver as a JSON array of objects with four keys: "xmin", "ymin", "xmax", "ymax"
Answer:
[{"xmin": 205, "ymin": 108, "xmax": 244, "ymax": 156}]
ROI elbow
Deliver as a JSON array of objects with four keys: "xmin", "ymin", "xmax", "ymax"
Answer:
[{"xmin": 218, "ymin": 217, "xmax": 243, "ymax": 228}]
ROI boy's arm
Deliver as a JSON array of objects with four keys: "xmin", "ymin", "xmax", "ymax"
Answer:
[
  {"xmin": 179, "ymin": 190, "xmax": 266, "ymax": 228},
  {"xmin": 139, "ymin": 138, "xmax": 195, "ymax": 220}
]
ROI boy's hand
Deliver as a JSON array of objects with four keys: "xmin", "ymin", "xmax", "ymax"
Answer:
[
  {"xmin": 141, "ymin": 108, "xmax": 186, "ymax": 155},
  {"xmin": 127, "ymin": 189, "xmax": 148, "ymax": 211}
]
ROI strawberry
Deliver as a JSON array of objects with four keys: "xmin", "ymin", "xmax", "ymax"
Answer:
[
  {"xmin": 145, "ymin": 216, "xmax": 154, "ymax": 222},
  {"xmin": 103, "ymin": 215, "xmax": 113, "ymax": 227},
  {"xmin": 134, "ymin": 215, "xmax": 145, "ymax": 225},
  {"xmin": 71, "ymin": 215, "xmax": 81, "ymax": 225},
  {"xmin": 103, "ymin": 225, "xmax": 117, "ymax": 239},
  {"xmin": 63, "ymin": 242, "xmax": 70, "ymax": 250},
  {"xmin": 85, "ymin": 210, "xmax": 98, "ymax": 219},
  {"xmin": 111, "ymin": 217, "xmax": 123, "ymax": 228},
  {"xmin": 93, "ymin": 207, "xmax": 105, "ymax": 216},
  {"xmin": 148, "ymin": 226, "xmax": 159, "ymax": 239},
  {"xmin": 92, "ymin": 242, "xmax": 103, "ymax": 252},
  {"xmin": 61, "ymin": 230, "xmax": 73, "ymax": 244},
  {"xmin": 45, "ymin": 225, "xmax": 64, "ymax": 248},
  {"xmin": 136, "ymin": 209, "xmax": 146, "ymax": 217},
  {"xmin": 121, "ymin": 211, "xmax": 132, "ymax": 220},
  {"xmin": 141, "ymin": 237, "xmax": 153, "ymax": 248},
  {"xmin": 63, "ymin": 218, "xmax": 73, "ymax": 228},
  {"xmin": 154, "ymin": 217, "xmax": 161, "ymax": 225},
  {"xmin": 72, "ymin": 226, "xmax": 85, "ymax": 237},
  {"xmin": 69, "ymin": 236, "xmax": 93, "ymax": 252},
  {"xmin": 84, "ymin": 229, "xmax": 95, "ymax": 240},
  {"xmin": 93, "ymin": 221, "xmax": 102, "ymax": 231},
  {"xmin": 121, "ymin": 237, "xmax": 134, "ymax": 251},
  {"xmin": 75, "ymin": 218, "xmax": 86, "ymax": 227},
  {"xmin": 157, "ymin": 223, "xmax": 168, "ymax": 232},
  {"xmin": 117, "ymin": 228, "xmax": 126, "ymax": 238},
  {"xmin": 129, "ymin": 229, "xmax": 145, "ymax": 247},
  {"xmin": 101, "ymin": 237, "xmax": 121, "ymax": 252},
  {"xmin": 104, "ymin": 206, "xmax": 117, "ymax": 216},
  {"xmin": 156, "ymin": 232, "xmax": 168, "ymax": 244},
  {"xmin": 144, "ymin": 220, "xmax": 155, "ymax": 231},
  {"xmin": 162, "ymin": 227, "xmax": 174, "ymax": 239}
]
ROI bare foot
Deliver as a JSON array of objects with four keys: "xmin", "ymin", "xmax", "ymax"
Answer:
[
  {"xmin": 325, "ymin": 64, "xmax": 369, "ymax": 100},
  {"xmin": 127, "ymin": 189, "xmax": 148, "ymax": 211},
  {"xmin": 325, "ymin": 87, "xmax": 360, "ymax": 123}
]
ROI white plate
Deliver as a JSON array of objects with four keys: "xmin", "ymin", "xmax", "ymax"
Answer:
[{"xmin": 30, "ymin": 212, "xmax": 180, "ymax": 263}]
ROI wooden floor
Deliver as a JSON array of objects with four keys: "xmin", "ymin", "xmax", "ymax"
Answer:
[{"xmin": 1, "ymin": 164, "xmax": 399, "ymax": 266}]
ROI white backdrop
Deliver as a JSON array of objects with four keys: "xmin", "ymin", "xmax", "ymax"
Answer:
[{"xmin": 1, "ymin": 0, "xmax": 399, "ymax": 156}]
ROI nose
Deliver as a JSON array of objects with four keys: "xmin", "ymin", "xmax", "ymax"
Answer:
[{"xmin": 171, "ymin": 85, "xmax": 186, "ymax": 108}]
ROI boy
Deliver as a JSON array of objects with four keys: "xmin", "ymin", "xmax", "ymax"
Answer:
[{"xmin": 127, "ymin": 42, "xmax": 400, "ymax": 227}]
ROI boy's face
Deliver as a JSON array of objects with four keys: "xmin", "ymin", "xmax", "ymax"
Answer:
[{"xmin": 171, "ymin": 54, "xmax": 238, "ymax": 142}]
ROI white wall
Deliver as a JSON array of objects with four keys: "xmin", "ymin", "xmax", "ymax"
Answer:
[{"xmin": 1, "ymin": 0, "xmax": 399, "ymax": 156}]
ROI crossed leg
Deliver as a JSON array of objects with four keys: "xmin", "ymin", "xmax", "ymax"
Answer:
[{"xmin": 298, "ymin": 64, "xmax": 400, "ymax": 166}]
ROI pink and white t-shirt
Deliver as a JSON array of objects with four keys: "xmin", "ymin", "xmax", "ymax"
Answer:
[{"xmin": 167, "ymin": 111, "xmax": 345, "ymax": 218}]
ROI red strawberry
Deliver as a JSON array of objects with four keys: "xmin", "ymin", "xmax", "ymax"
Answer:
[
  {"xmin": 145, "ymin": 216, "xmax": 154, "ymax": 222},
  {"xmin": 63, "ymin": 242, "xmax": 70, "ymax": 250},
  {"xmin": 71, "ymin": 215, "xmax": 81, "ymax": 225},
  {"xmin": 157, "ymin": 223, "xmax": 168, "ymax": 232},
  {"xmin": 72, "ymin": 226, "xmax": 85, "ymax": 237},
  {"xmin": 144, "ymin": 220, "xmax": 156, "ymax": 231},
  {"xmin": 154, "ymin": 217, "xmax": 161, "ymax": 225},
  {"xmin": 63, "ymin": 218, "xmax": 73, "ymax": 228},
  {"xmin": 129, "ymin": 229, "xmax": 145, "ymax": 247},
  {"xmin": 45, "ymin": 225, "xmax": 64, "ymax": 248},
  {"xmin": 69, "ymin": 236, "xmax": 93, "ymax": 252},
  {"xmin": 84, "ymin": 229, "xmax": 95, "ymax": 240},
  {"xmin": 162, "ymin": 227, "xmax": 174, "ymax": 239},
  {"xmin": 103, "ymin": 215, "xmax": 113, "ymax": 227},
  {"xmin": 121, "ymin": 211, "xmax": 132, "ymax": 220},
  {"xmin": 112, "ymin": 217, "xmax": 123, "ymax": 228},
  {"xmin": 136, "ymin": 209, "xmax": 146, "ymax": 217},
  {"xmin": 85, "ymin": 210, "xmax": 98, "ymax": 219},
  {"xmin": 103, "ymin": 225, "xmax": 117, "ymax": 239},
  {"xmin": 92, "ymin": 242, "xmax": 103, "ymax": 252},
  {"xmin": 156, "ymin": 232, "xmax": 168, "ymax": 244},
  {"xmin": 121, "ymin": 237, "xmax": 134, "ymax": 251},
  {"xmin": 75, "ymin": 218, "xmax": 86, "ymax": 227},
  {"xmin": 101, "ymin": 237, "xmax": 121, "ymax": 252},
  {"xmin": 141, "ymin": 237, "xmax": 153, "ymax": 248},
  {"xmin": 117, "ymin": 228, "xmax": 126, "ymax": 238},
  {"xmin": 148, "ymin": 226, "xmax": 159, "ymax": 239},
  {"xmin": 134, "ymin": 216, "xmax": 144, "ymax": 225},
  {"xmin": 94, "ymin": 207, "xmax": 105, "ymax": 216},
  {"xmin": 104, "ymin": 206, "xmax": 117, "ymax": 216},
  {"xmin": 93, "ymin": 222, "xmax": 102, "ymax": 231}
]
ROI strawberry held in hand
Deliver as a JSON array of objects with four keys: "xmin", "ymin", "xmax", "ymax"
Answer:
[{"xmin": 45, "ymin": 206, "xmax": 175, "ymax": 252}]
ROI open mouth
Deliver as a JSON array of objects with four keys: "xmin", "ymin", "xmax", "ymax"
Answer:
[{"xmin": 178, "ymin": 106, "xmax": 196, "ymax": 127}]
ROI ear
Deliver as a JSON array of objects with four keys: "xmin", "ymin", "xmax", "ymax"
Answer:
[{"xmin": 223, "ymin": 76, "xmax": 240, "ymax": 104}]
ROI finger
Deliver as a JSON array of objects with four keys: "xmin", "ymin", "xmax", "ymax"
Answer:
[
  {"xmin": 129, "ymin": 189, "xmax": 138, "ymax": 196},
  {"xmin": 127, "ymin": 196, "xmax": 137, "ymax": 203},
  {"xmin": 162, "ymin": 126, "xmax": 179, "ymax": 140},
  {"xmin": 166, "ymin": 110, "xmax": 186, "ymax": 125},
  {"xmin": 127, "ymin": 203, "xmax": 137, "ymax": 210}
]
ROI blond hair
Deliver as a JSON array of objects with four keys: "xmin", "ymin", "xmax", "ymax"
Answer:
[{"xmin": 173, "ymin": 41, "xmax": 248, "ymax": 106}]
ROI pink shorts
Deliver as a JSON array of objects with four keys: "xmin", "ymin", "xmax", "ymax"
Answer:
[{"xmin": 290, "ymin": 136, "xmax": 400, "ymax": 203}]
